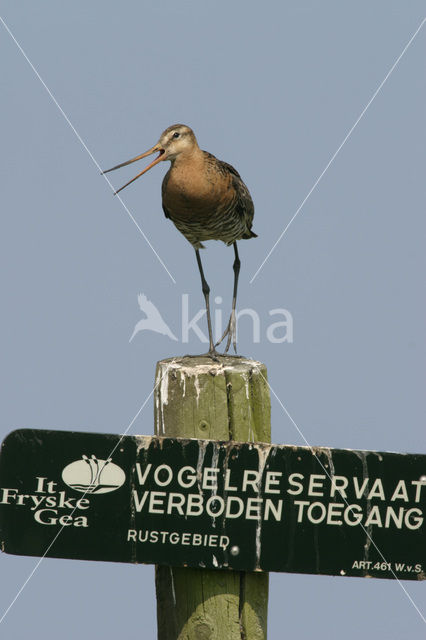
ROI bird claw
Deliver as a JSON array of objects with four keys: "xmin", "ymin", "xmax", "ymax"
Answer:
[{"xmin": 183, "ymin": 350, "xmax": 220, "ymax": 362}]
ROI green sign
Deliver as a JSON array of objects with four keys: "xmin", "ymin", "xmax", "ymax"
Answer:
[{"xmin": 0, "ymin": 429, "xmax": 425, "ymax": 580}]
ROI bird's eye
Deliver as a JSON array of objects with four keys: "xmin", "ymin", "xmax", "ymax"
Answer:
[{"xmin": 173, "ymin": 132, "xmax": 180, "ymax": 139}]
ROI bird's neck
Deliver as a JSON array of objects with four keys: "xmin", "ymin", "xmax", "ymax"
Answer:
[{"xmin": 170, "ymin": 146, "xmax": 204, "ymax": 168}]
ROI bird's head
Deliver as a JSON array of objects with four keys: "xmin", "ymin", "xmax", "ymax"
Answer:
[{"xmin": 102, "ymin": 124, "xmax": 198, "ymax": 195}]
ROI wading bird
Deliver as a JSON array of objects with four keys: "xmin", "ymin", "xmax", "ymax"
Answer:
[{"xmin": 103, "ymin": 124, "xmax": 256, "ymax": 358}]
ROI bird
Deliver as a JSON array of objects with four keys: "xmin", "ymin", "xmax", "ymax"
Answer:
[
  {"xmin": 103, "ymin": 124, "xmax": 256, "ymax": 358},
  {"xmin": 129, "ymin": 293, "xmax": 178, "ymax": 343}
]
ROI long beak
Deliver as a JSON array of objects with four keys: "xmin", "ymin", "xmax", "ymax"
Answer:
[{"xmin": 102, "ymin": 145, "xmax": 165, "ymax": 195}]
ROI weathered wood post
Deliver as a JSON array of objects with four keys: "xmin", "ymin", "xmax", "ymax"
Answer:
[{"xmin": 154, "ymin": 355, "xmax": 271, "ymax": 640}]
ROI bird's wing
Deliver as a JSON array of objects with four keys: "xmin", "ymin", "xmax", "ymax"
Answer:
[
  {"xmin": 203, "ymin": 152, "xmax": 243, "ymax": 180},
  {"xmin": 162, "ymin": 203, "xmax": 171, "ymax": 219},
  {"xmin": 220, "ymin": 160, "xmax": 255, "ymax": 233},
  {"xmin": 217, "ymin": 159, "xmax": 242, "ymax": 180},
  {"xmin": 235, "ymin": 177, "xmax": 255, "ymax": 230},
  {"xmin": 207, "ymin": 154, "xmax": 254, "ymax": 226}
]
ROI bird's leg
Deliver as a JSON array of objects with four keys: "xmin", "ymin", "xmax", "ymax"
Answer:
[
  {"xmin": 216, "ymin": 242, "xmax": 240, "ymax": 353},
  {"xmin": 195, "ymin": 249, "xmax": 218, "ymax": 359}
]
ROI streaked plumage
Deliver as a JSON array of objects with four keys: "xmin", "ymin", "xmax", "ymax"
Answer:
[
  {"xmin": 103, "ymin": 124, "xmax": 257, "ymax": 357},
  {"xmin": 159, "ymin": 126, "xmax": 256, "ymax": 249}
]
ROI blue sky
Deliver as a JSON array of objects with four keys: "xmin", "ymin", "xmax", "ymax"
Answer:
[{"xmin": 0, "ymin": 2, "xmax": 425, "ymax": 638}]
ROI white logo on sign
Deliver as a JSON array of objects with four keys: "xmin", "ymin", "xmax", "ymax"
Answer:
[{"xmin": 62, "ymin": 455, "xmax": 125, "ymax": 494}]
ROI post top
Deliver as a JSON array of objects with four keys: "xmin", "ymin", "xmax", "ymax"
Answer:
[{"xmin": 157, "ymin": 355, "xmax": 265, "ymax": 376}]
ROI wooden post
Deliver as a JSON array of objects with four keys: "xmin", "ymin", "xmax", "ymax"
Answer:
[{"xmin": 154, "ymin": 355, "xmax": 271, "ymax": 640}]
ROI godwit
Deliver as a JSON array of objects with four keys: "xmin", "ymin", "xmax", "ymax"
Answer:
[{"xmin": 103, "ymin": 124, "xmax": 256, "ymax": 358}]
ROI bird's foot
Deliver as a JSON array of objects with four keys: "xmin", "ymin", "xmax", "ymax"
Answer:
[
  {"xmin": 215, "ymin": 311, "xmax": 237, "ymax": 354},
  {"xmin": 182, "ymin": 349, "xmax": 220, "ymax": 362},
  {"xmin": 206, "ymin": 347, "xmax": 220, "ymax": 362}
]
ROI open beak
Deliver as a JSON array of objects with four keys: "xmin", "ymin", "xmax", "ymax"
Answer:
[{"xmin": 102, "ymin": 145, "xmax": 165, "ymax": 195}]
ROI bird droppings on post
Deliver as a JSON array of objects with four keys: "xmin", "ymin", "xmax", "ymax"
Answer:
[
  {"xmin": 196, "ymin": 440, "xmax": 208, "ymax": 498},
  {"xmin": 244, "ymin": 376, "xmax": 250, "ymax": 401},
  {"xmin": 194, "ymin": 375, "xmax": 201, "ymax": 405},
  {"xmin": 160, "ymin": 369, "xmax": 170, "ymax": 408},
  {"xmin": 180, "ymin": 370, "xmax": 186, "ymax": 398},
  {"xmin": 154, "ymin": 357, "xmax": 269, "ymax": 449},
  {"xmin": 255, "ymin": 446, "xmax": 271, "ymax": 568},
  {"xmin": 103, "ymin": 124, "xmax": 257, "ymax": 358},
  {"xmin": 323, "ymin": 448, "xmax": 335, "ymax": 479},
  {"xmin": 134, "ymin": 435, "xmax": 152, "ymax": 455}
]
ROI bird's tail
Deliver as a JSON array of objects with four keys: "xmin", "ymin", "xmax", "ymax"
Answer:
[{"xmin": 243, "ymin": 230, "xmax": 258, "ymax": 239}]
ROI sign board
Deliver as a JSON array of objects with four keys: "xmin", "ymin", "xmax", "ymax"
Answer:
[{"xmin": 0, "ymin": 429, "xmax": 425, "ymax": 580}]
